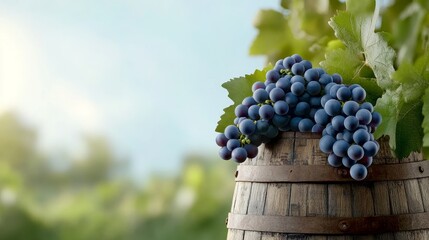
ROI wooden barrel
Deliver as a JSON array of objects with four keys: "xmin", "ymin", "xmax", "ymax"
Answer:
[{"xmin": 226, "ymin": 132, "xmax": 429, "ymax": 239}]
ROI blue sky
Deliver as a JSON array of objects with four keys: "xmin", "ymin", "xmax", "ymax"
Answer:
[{"xmin": 0, "ymin": 0, "xmax": 280, "ymax": 180}]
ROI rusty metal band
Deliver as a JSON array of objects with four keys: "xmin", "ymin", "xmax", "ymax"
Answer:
[
  {"xmin": 235, "ymin": 160, "xmax": 429, "ymax": 182},
  {"xmin": 226, "ymin": 212, "xmax": 429, "ymax": 235}
]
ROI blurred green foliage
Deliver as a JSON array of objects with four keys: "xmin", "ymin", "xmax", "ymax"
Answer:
[{"xmin": 0, "ymin": 112, "xmax": 235, "ymax": 240}]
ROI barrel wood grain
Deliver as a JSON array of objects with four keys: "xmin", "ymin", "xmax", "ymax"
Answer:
[{"xmin": 226, "ymin": 133, "xmax": 429, "ymax": 240}]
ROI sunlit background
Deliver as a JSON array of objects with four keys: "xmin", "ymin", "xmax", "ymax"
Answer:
[{"xmin": 0, "ymin": 0, "xmax": 278, "ymax": 239}]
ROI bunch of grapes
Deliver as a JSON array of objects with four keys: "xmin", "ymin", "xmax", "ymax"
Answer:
[
  {"xmin": 317, "ymin": 83, "xmax": 382, "ymax": 180},
  {"xmin": 215, "ymin": 54, "xmax": 382, "ymax": 180}
]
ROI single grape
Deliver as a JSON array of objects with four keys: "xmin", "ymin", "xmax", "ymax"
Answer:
[
  {"xmin": 242, "ymin": 96, "xmax": 257, "ymax": 107},
  {"xmin": 276, "ymin": 76, "xmax": 292, "ymax": 92},
  {"xmin": 312, "ymin": 123, "xmax": 324, "ymax": 133},
  {"xmin": 239, "ymin": 119, "xmax": 256, "ymax": 135},
  {"xmin": 352, "ymin": 87, "xmax": 366, "ymax": 102},
  {"xmin": 342, "ymin": 156, "xmax": 357, "ymax": 168},
  {"xmin": 325, "ymin": 123, "xmax": 337, "ymax": 136},
  {"xmin": 370, "ymin": 112, "xmax": 382, "ymax": 127},
  {"xmin": 216, "ymin": 133, "xmax": 228, "ymax": 147},
  {"xmin": 225, "ymin": 125, "xmax": 240, "ymax": 139},
  {"xmin": 313, "ymin": 68, "xmax": 325, "ymax": 76},
  {"xmin": 227, "ymin": 139, "xmax": 241, "ymax": 151},
  {"xmin": 294, "ymin": 102, "xmax": 311, "ymax": 116},
  {"xmin": 232, "ymin": 147, "xmax": 248, "ymax": 163},
  {"xmin": 307, "ymin": 81, "xmax": 322, "ymax": 96},
  {"xmin": 259, "ymin": 104, "xmax": 275, "ymax": 120},
  {"xmin": 304, "ymin": 68, "xmax": 319, "ymax": 82},
  {"xmin": 344, "ymin": 116, "xmax": 359, "ymax": 131},
  {"xmin": 219, "ymin": 147, "xmax": 232, "ymax": 160},
  {"xmin": 244, "ymin": 144, "xmax": 258, "ymax": 159},
  {"xmin": 253, "ymin": 89, "xmax": 269, "ymax": 103},
  {"xmin": 356, "ymin": 109, "xmax": 372, "ymax": 125},
  {"xmin": 256, "ymin": 120, "xmax": 270, "ymax": 134},
  {"xmin": 248, "ymin": 105, "xmax": 260, "ymax": 120},
  {"xmin": 324, "ymin": 99, "xmax": 342, "ymax": 116},
  {"xmin": 301, "ymin": 60, "xmax": 312, "ymax": 70},
  {"xmin": 266, "ymin": 69, "xmax": 280, "ymax": 83},
  {"xmin": 363, "ymin": 141, "xmax": 378, "ymax": 157},
  {"xmin": 324, "ymin": 82, "xmax": 336, "ymax": 93},
  {"xmin": 269, "ymin": 88, "xmax": 286, "ymax": 102},
  {"xmin": 291, "ymin": 54, "xmax": 303, "ymax": 62},
  {"xmin": 283, "ymin": 57, "xmax": 295, "ymax": 69},
  {"xmin": 291, "ymin": 63, "xmax": 305, "ymax": 76},
  {"xmin": 291, "ymin": 82, "xmax": 305, "ymax": 96},
  {"xmin": 275, "ymin": 59, "xmax": 284, "ymax": 68},
  {"xmin": 360, "ymin": 102, "xmax": 374, "ymax": 112},
  {"xmin": 274, "ymin": 101, "xmax": 289, "ymax": 115},
  {"xmin": 319, "ymin": 135, "xmax": 336, "ymax": 153},
  {"xmin": 319, "ymin": 74, "xmax": 333, "ymax": 86},
  {"xmin": 348, "ymin": 144, "xmax": 364, "ymax": 161},
  {"xmin": 336, "ymin": 132, "xmax": 344, "ymax": 140},
  {"xmin": 342, "ymin": 101, "xmax": 360, "ymax": 116},
  {"xmin": 328, "ymin": 153, "xmax": 342, "ymax": 167},
  {"xmin": 350, "ymin": 164, "xmax": 367, "ymax": 180},
  {"xmin": 252, "ymin": 81, "xmax": 265, "ymax": 92},
  {"xmin": 353, "ymin": 129, "xmax": 370, "ymax": 145},
  {"xmin": 285, "ymin": 92, "xmax": 299, "ymax": 107},
  {"xmin": 309, "ymin": 108, "xmax": 318, "ymax": 119},
  {"xmin": 336, "ymin": 87, "xmax": 352, "ymax": 101},
  {"xmin": 331, "ymin": 115, "xmax": 345, "ymax": 131},
  {"xmin": 235, "ymin": 104, "xmax": 249, "ymax": 118},
  {"xmin": 298, "ymin": 118, "xmax": 314, "ymax": 132},
  {"xmin": 333, "ymin": 140, "xmax": 350, "ymax": 157},
  {"xmin": 331, "ymin": 73, "xmax": 343, "ymax": 84}
]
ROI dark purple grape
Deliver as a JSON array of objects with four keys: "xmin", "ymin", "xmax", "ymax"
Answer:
[
  {"xmin": 219, "ymin": 147, "xmax": 232, "ymax": 160},
  {"xmin": 333, "ymin": 140, "xmax": 350, "ymax": 157},
  {"xmin": 227, "ymin": 139, "xmax": 241, "ymax": 151},
  {"xmin": 312, "ymin": 124, "xmax": 324, "ymax": 133},
  {"xmin": 350, "ymin": 164, "xmax": 367, "ymax": 180},
  {"xmin": 359, "ymin": 156, "xmax": 373, "ymax": 167},
  {"xmin": 353, "ymin": 129, "xmax": 370, "ymax": 145},
  {"xmin": 291, "ymin": 54, "xmax": 303, "ymax": 62},
  {"xmin": 276, "ymin": 76, "xmax": 292, "ymax": 91},
  {"xmin": 298, "ymin": 118, "xmax": 314, "ymax": 132},
  {"xmin": 291, "ymin": 63, "xmax": 305, "ymax": 75},
  {"xmin": 235, "ymin": 104, "xmax": 249, "ymax": 118},
  {"xmin": 256, "ymin": 120, "xmax": 270, "ymax": 134},
  {"xmin": 328, "ymin": 153, "xmax": 342, "ymax": 167},
  {"xmin": 356, "ymin": 109, "xmax": 372, "ymax": 125},
  {"xmin": 301, "ymin": 60, "xmax": 312, "ymax": 70},
  {"xmin": 285, "ymin": 92, "xmax": 299, "ymax": 107},
  {"xmin": 319, "ymin": 74, "xmax": 333, "ymax": 86},
  {"xmin": 216, "ymin": 133, "xmax": 228, "ymax": 147},
  {"xmin": 242, "ymin": 96, "xmax": 257, "ymax": 107},
  {"xmin": 342, "ymin": 101, "xmax": 360, "ymax": 116},
  {"xmin": 324, "ymin": 99, "xmax": 342, "ymax": 116},
  {"xmin": 352, "ymin": 87, "xmax": 366, "ymax": 102},
  {"xmin": 252, "ymin": 81, "xmax": 265, "ymax": 92},
  {"xmin": 331, "ymin": 115, "xmax": 345, "ymax": 131},
  {"xmin": 244, "ymin": 144, "xmax": 258, "ymax": 159},
  {"xmin": 304, "ymin": 68, "xmax": 319, "ymax": 82},
  {"xmin": 319, "ymin": 135, "xmax": 336, "ymax": 153},
  {"xmin": 272, "ymin": 114, "xmax": 290, "ymax": 128},
  {"xmin": 269, "ymin": 88, "xmax": 286, "ymax": 102},
  {"xmin": 232, "ymin": 147, "xmax": 247, "ymax": 163},
  {"xmin": 290, "ymin": 117, "xmax": 303, "ymax": 131},
  {"xmin": 274, "ymin": 101, "xmax": 289, "ymax": 115},
  {"xmin": 294, "ymin": 102, "xmax": 311, "ymax": 116},
  {"xmin": 239, "ymin": 119, "xmax": 256, "ymax": 135},
  {"xmin": 225, "ymin": 125, "xmax": 240, "ymax": 139},
  {"xmin": 342, "ymin": 156, "xmax": 357, "ymax": 168},
  {"xmin": 291, "ymin": 82, "xmax": 305, "ymax": 96},
  {"xmin": 344, "ymin": 116, "xmax": 359, "ymax": 131},
  {"xmin": 336, "ymin": 87, "xmax": 351, "ymax": 101},
  {"xmin": 307, "ymin": 81, "xmax": 321, "ymax": 96},
  {"xmin": 283, "ymin": 57, "xmax": 295, "ymax": 69},
  {"xmin": 253, "ymin": 89, "xmax": 269, "ymax": 103},
  {"xmin": 348, "ymin": 144, "xmax": 364, "ymax": 160},
  {"xmin": 360, "ymin": 102, "xmax": 374, "ymax": 112},
  {"xmin": 331, "ymin": 73, "xmax": 343, "ymax": 84},
  {"xmin": 248, "ymin": 105, "xmax": 260, "ymax": 120},
  {"xmin": 363, "ymin": 141, "xmax": 378, "ymax": 157},
  {"xmin": 266, "ymin": 69, "xmax": 280, "ymax": 83},
  {"xmin": 259, "ymin": 105, "xmax": 275, "ymax": 120}
]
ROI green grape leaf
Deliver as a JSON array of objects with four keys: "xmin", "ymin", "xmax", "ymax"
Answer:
[
  {"xmin": 396, "ymin": 100, "xmax": 424, "ymax": 158},
  {"xmin": 250, "ymin": 10, "xmax": 289, "ymax": 55},
  {"xmin": 374, "ymin": 88, "xmax": 402, "ymax": 149},
  {"xmin": 422, "ymin": 88, "xmax": 429, "ymax": 149},
  {"xmin": 394, "ymin": 52, "xmax": 429, "ymax": 102},
  {"xmin": 329, "ymin": 11, "xmax": 396, "ymax": 90},
  {"xmin": 215, "ymin": 66, "xmax": 272, "ymax": 133},
  {"xmin": 346, "ymin": 0, "xmax": 375, "ymax": 15},
  {"xmin": 321, "ymin": 48, "xmax": 382, "ymax": 105}
]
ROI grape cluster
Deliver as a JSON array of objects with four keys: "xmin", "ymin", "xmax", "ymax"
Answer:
[
  {"xmin": 215, "ymin": 54, "xmax": 382, "ymax": 181},
  {"xmin": 317, "ymin": 83, "xmax": 382, "ymax": 180}
]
